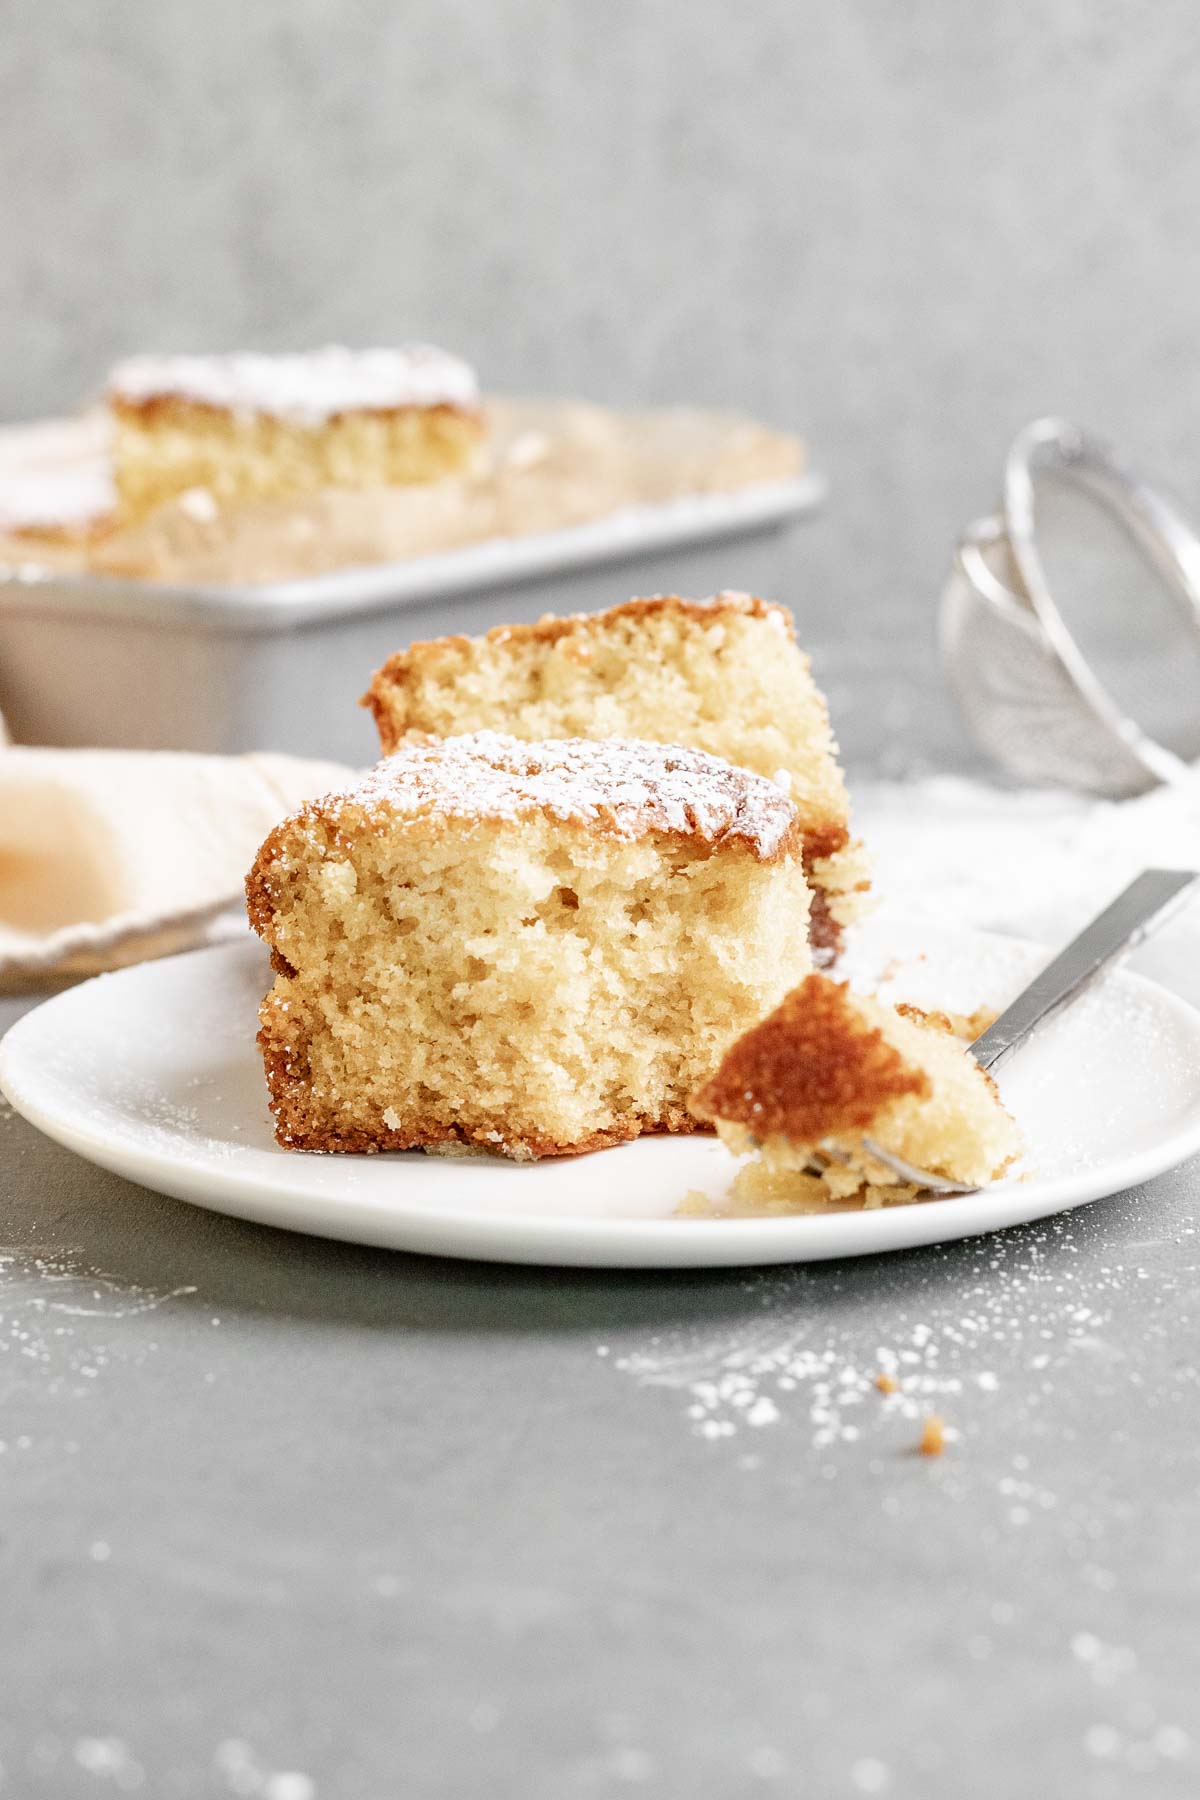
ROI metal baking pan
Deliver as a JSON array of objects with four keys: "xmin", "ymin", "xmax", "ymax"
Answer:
[{"xmin": 0, "ymin": 475, "xmax": 824, "ymax": 764}]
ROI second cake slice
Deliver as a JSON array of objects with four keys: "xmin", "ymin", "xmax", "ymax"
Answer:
[{"xmin": 363, "ymin": 592, "xmax": 868, "ymax": 961}]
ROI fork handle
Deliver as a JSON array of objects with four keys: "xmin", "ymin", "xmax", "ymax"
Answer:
[{"xmin": 970, "ymin": 868, "xmax": 1199, "ymax": 1073}]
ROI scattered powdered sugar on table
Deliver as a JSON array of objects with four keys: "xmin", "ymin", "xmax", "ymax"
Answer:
[
  {"xmin": 606, "ymin": 1213, "xmax": 1200, "ymax": 1778},
  {"xmin": 72, "ymin": 1738, "xmax": 145, "ymax": 1790},
  {"xmin": 614, "ymin": 1281, "xmax": 975, "ymax": 1453},
  {"xmin": 0, "ymin": 1245, "xmax": 196, "ymax": 1414},
  {"xmin": 25, "ymin": 1737, "xmax": 316, "ymax": 1796},
  {"xmin": 213, "ymin": 1741, "xmax": 316, "ymax": 1798},
  {"xmin": 609, "ymin": 1218, "xmax": 1199, "ymax": 1459}
]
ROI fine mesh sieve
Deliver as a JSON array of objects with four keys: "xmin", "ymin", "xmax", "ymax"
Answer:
[{"xmin": 941, "ymin": 418, "xmax": 1200, "ymax": 796}]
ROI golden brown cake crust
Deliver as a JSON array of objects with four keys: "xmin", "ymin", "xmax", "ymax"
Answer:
[
  {"xmin": 363, "ymin": 591, "xmax": 792, "ymax": 750},
  {"xmin": 110, "ymin": 394, "xmax": 482, "ymax": 430},
  {"xmin": 692, "ymin": 975, "xmax": 931, "ymax": 1140}
]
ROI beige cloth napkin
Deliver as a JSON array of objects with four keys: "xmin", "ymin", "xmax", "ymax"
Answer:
[{"xmin": 0, "ymin": 739, "xmax": 349, "ymax": 986}]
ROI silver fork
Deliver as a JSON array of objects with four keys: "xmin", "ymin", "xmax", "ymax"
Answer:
[{"xmin": 820, "ymin": 868, "xmax": 1199, "ymax": 1197}]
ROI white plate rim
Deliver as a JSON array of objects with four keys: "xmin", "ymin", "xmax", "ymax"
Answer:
[{"xmin": 3, "ymin": 928, "xmax": 1200, "ymax": 1268}]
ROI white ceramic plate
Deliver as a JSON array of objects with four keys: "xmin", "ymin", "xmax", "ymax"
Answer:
[{"xmin": 3, "ymin": 919, "xmax": 1200, "ymax": 1268}]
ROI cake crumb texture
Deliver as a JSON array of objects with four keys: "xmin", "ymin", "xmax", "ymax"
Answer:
[{"xmin": 246, "ymin": 732, "xmax": 812, "ymax": 1158}]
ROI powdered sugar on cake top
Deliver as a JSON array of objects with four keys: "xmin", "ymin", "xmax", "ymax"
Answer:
[
  {"xmin": 0, "ymin": 463, "xmax": 115, "ymax": 531},
  {"xmin": 0, "ymin": 414, "xmax": 115, "ymax": 532},
  {"xmin": 108, "ymin": 346, "xmax": 479, "ymax": 425},
  {"xmin": 321, "ymin": 732, "xmax": 800, "ymax": 858}
]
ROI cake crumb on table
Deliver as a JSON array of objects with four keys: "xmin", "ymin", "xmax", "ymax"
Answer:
[{"xmin": 919, "ymin": 1414, "xmax": 947, "ymax": 1457}]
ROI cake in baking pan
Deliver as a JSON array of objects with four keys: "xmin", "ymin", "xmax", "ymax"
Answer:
[
  {"xmin": 363, "ymin": 592, "xmax": 868, "ymax": 961},
  {"xmin": 3, "ymin": 395, "xmax": 804, "ymax": 586},
  {"xmin": 246, "ymin": 731, "xmax": 812, "ymax": 1160},
  {"xmin": 691, "ymin": 975, "xmax": 1022, "ymax": 1209},
  {"xmin": 106, "ymin": 345, "xmax": 484, "ymax": 517}
]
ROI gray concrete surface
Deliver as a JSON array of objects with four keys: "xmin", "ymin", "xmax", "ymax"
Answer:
[
  {"xmin": 7, "ymin": 1, "xmax": 1200, "ymax": 721},
  {"xmin": 3, "ymin": 975, "xmax": 1200, "ymax": 1799}
]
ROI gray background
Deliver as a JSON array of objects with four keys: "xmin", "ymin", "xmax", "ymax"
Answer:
[
  {"xmin": 6, "ymin": 0, "xmax": 1200, "ymax": 772},
  {"xmin": 5, "ymin": 10, "xmax": 1200, "ymax": 1796}
]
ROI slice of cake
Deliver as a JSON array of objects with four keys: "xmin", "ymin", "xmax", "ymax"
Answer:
[
  {"xmin": 691, "ymin": 975, "xmax": 1021, "ymax": 1207},
  {"xmin": 107, "ymin": 345, "xmax": 484, "ymax": 518},
  {"xmin": 363, "ymin": 592, "xmax": 868, "ymax": 961},
  {"xmin": 246, "ymin": 731, "xmax": 812, "ymax": 1160}
]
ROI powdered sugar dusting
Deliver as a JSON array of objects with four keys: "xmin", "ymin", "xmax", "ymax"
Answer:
[
  {"xmin": 312, "ymin": 731, "xmax": 800, "ymax": 858},
  {"xmin": 108, "ymin": 345, "xmax": 479, "ymax": 425},
  {"xmin": 0, "ymin": 1244, "xmax": 197, "ymax": 1424},
  {"xmin": 21, "ymin": 1736, "xmax": 317, "ymax": 1795},
  {"xmin": 0, "ymin": 463, "xmax": 114, "ymax": 532},
  {"xmin": 609, "ymin": 1219, "xmax": 1199, "ymax": 1454},
  {"xmin": 213, "ymin": 1740, "xmax": 316, "ymax": 1797},
  {"xmin": 72, "ymin": 1736, "xmax": 145, "ymax": 1789},
  {"xmin": 854, "ymin": 769, "xmax": 1200, "ymax": 1009},
  {"xmin": 604, "ymin": 1214, "xmax": 1200, "ymax": 1781}
]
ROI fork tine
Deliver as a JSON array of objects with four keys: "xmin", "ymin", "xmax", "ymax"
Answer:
[
  {"xmin": 858, "ymin": 1136, "xmax": 975, "ymax": 1196},
  {"xmin": 805, "ymin": 1137, "xmax": 975, "ymax": 1197},
  {"xmin": 819, "ymin": 869, "xmax": 1200, "ymax": 1198}
]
